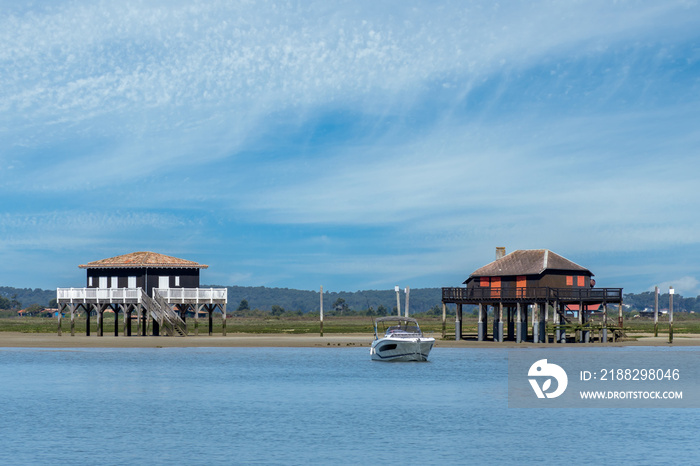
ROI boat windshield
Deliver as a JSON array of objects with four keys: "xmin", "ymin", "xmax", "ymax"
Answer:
[{"xmin": 374, "ymin": 319, "xmax": 423, "ymax": 338}]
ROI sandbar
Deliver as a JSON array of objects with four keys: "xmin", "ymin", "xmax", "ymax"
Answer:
[{"xmin": 1, "ymin": 332, "xmax": 700, "ymax": 348}]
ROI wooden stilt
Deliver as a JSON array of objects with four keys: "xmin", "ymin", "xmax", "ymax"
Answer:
[
  {"xmin": 208, "ymin": 305, "xmax": 214, "ymax": 336},
  {"xmin": 441, "ymin": 303, "xmax": 446, "ymax": 339},
  {"xmin": 57, "ymin": 304, "xmax": 63, "ymax": 336},
  {"xmin": 70, "ymin": 304, "xmax": 76, "ymax": 337},
  {"xmin": 222, "ymin": 304, "xmax": 227, "ymax": 336},
  {"xmin": 86, "ymin": 304, "xmax": 91, "ymax": 336}
]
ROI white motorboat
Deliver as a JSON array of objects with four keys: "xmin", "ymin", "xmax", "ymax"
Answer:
[{"xmin": 370, "ymin": 316, "xmax": 435, "ymax": 362}]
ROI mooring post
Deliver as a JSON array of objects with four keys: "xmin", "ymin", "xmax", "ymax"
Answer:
[
  {"xmin": 669, "ymin": 286, "xmax": 674, "ymax": 344},
  {"xmin": 441, "ymin": 302, "xmax": 446, "ymax": 339},
  {"xmin": 654, "ymin": 286, "xmax": 659, "ymax": 337},
  {"xmin": 455, "ymin": 303, "xmax": 462, "ymax": 341},
  {"xmin": 320, "ymin": 285, "xmax": 324, "ymax": 337}
]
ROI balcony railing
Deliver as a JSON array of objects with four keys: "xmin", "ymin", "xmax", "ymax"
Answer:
[
  {"xmin": 57, "ymin": 287, "xmax": 142, "ymax": 303},
  {"xmin": 57, "ymin": 287, "xmax": 227, "ymax": 304},
  {"xmin": 154, "ymin": 288, "xmax": 227, "ymax": 304},
  {"xmin": 442, "ymin": 287, "xmax": 622, "ymax": 303}
]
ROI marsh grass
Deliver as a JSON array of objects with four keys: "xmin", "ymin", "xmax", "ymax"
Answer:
[{"xmin": 2, "ymin": 313, "xmax": 700, "ymax": 336}]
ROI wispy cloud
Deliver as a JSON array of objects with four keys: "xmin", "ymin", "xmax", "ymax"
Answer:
[{"xmin": 1, "ymin": 1, "xmax": 699, "ymax": 293}]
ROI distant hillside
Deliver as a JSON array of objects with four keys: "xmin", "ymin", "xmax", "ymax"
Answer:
[
  {"xmin": 0, "ymin": 287, "xmax": 57, "ymax": 309},
  {"xmin": 210, "ymin": 285, "xmax": 443, "ymax": 313},
  {"xmin": 3, "ymin": 285, "xmax": 699, "ymax": 314}
]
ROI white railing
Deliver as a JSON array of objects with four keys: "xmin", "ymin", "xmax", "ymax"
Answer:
[
  {"xmin": 57, "ymin": 287, "xmax": 142, "ymax": 303},
  {"xmin": 57, "ymin": 287, "xmax": 227, "ymax": 304},
  {"xmin": 154, "ymin": 288, "xmax": 227, "ymax": 304}
]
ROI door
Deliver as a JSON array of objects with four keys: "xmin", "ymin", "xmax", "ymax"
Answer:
[
  {"xmin": 516, "ymin": 276, "xmax": 527, "ymax": 298},
  {"xmin": 128, "ymin": 276, "xmax": 136, "ymax": 288},
  {"xmin": 99, "ymin": 276, "xmax": 108, "ymax": 288}
]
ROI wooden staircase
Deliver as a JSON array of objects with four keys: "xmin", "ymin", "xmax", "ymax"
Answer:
[{"xmin": 141, "ymin": 290, "xmax": 188, "ymax": 336}]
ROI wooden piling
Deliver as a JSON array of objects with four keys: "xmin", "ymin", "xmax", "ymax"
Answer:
[
  {"xmin": 441, "ymin": 302, "xmax": 446, "ymax": 339},
  {"xmin": 669, "ymin": 286, "xmax": 674, "ymax": 344},
  {"xmin": 654, "ymin": 286, "xmax": 659, "ymax": 337},
  {"xmin": 57, "ymin": 304, "xmax": 62, "ymax": 336}
]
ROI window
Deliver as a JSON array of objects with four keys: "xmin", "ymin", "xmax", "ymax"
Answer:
[
  {"xmin": 99, "ymin": 276, "xmax": 108, "ymax": 288},
  {"xmin": 111, "ymin": 277, "xmax": 118, "ymax": 288},
  {"xmin": 128, "ymin": 276, "xmax": 136, "ymax": 288},
  {"xmin": 480, "ymin": 277, "xmax": 490, "ymax": 287},
  {"xmin": 577, "ymin": 276, "xmax": 585, "ymax": 287},
  {"xmin": 175, "ymin": 276, "xmax": 180, "ymax": 286},
  {"xmin": 159, "ymin": 276, "xmax": 169, "ymax": 289},
  {"xmin": 566, "ymin": 276, "xmax": 573, "ymax": 286},
  {"xmin": 88, "ymin": 276, "xmax": 93, "ymax": 287}
]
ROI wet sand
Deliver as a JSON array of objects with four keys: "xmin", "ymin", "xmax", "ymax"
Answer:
[{"xmin": 1, "ymin": 332, "xmax": 699, "ymax": 348}]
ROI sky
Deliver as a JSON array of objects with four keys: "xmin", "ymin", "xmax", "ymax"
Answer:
[{"xmin": 1, "ymin": 0, "xmax": 700, "ymax": 296}]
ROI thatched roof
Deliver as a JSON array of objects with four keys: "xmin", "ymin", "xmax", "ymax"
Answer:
[
  {"xmin": 79, "ymin": 251, "xmax": 208, "ymax": 269},
  {"xmin": 466, "ymin": 249, "xmax": 591, "ymax": 283}
]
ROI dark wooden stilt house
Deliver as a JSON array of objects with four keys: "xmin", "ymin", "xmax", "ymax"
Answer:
[
  {"xmin": 441, "ymin": 248, "xmax": 623, "ymax": 343},
  {"xmin": 56, "ymin": 252, "xmax": 227, "ymax": 338}
]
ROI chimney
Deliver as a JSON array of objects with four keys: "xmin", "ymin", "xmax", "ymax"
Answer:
[{"xmin": 495, "ymin": 247, "xmax": 506, "ymax": 260}]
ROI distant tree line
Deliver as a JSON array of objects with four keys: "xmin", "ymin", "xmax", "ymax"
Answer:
[{"xmin": 3, "ymin": 284, "xmax": 700, "ymax": 314}]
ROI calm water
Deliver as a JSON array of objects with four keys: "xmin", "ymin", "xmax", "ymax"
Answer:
[{"xmin": 0, "ymin": 346, "xmax": 697, "ymax": 465}]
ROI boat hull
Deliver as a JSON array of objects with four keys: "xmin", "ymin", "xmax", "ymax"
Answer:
[{"xmin": 370, "ymin": 337, "xmax": 434, "ymax": 362}]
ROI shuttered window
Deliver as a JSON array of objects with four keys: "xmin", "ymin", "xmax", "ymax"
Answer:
[
  {"xmin": 566, "ymin": 276, "xmax": 573, "ymax": 286},
  {"xmin": 480, "ymin": 277, "xmax": 490, "ymax": 287},
  {"xmin": 577, "ymin": 276, "xmax": 585, "ymax": 287}
]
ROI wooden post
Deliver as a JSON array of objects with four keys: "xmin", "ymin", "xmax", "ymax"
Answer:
[
  {"xmin": 395, "ymin": 286, "xmax": 401, "ymax": 316},
  {"xmin": 602, "ymin": 303, "xmax": 608, "ymax": 343},
  {"xmin": 98, "ymin": 306, "xmax": 104, "ymax": 337},
  {"xmin": 70, "ymin": 304, "xmax": 75, "ymax": 337},
  {"xmin": 516, "ymin": 303, "xmax": 522, "ymax": 343},
  {"xmin": 320, "ymin": 286, "xmax": 324, "ymax": 337},
  {"xmin": 114, "ymin": 305, "xmax": 119, "ymax": 337},
  {"xmin": 654, "ymin": 286, "xmax": 659, "ymax": 337},
  {"xmin": 477, "ymin": 303, "xmax": 484, "ymax": 341},
  {"xmin": 208, "ymin": 305, "xmax": 214, "ymax": 336},
  {"xmin": 669, "ymin": 286, "xmax": 674, "ymax": 344},
  {"xmin": 441, "ymin": 302, "xmax": 446, "ymax": 339},
  {"xmin": 404, "ymin": 286, "xmax": 410, "ymax": 317},
  {"xmin": 496, "ymin": 302, "xmax": 503, "ymax": 342},
  {"xmin": 222, "ymin": 304, "xmax": 227, "ymax": 336},
  {"xmin": 532, "ymin": 303, "xmax": 539, "ymax": 343},
  {"xmin": 455, "ymin": 303, "xmax": 462, "ymax": 341},
  {"xmin": 86, "ymin": 305, "xmax": 91, "ymax": 336},
  {"xmin": 195, "ymin": 304, "xmax": 201, "ymax": 336},
  {"xmin": 57, "ymin": 304, "xmax": 62, "ymax": 336}
]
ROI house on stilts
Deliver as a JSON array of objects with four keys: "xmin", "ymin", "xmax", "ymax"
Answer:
[
  {"xmin": 441, "ymin": 248, "xmax": 623, "ymax": 343},
  {"xmin": 56, "ymin": 251, "xmax": 227, "ymax": 337}
]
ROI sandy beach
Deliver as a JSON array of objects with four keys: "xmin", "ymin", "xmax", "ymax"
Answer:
[{"xmin": 1, "ymin": 332, "xmax": 700, "ymax": 348}]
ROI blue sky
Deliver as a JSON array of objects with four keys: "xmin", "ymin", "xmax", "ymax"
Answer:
[{"xmin": 2, "ymin": 0, "xmax": 700, "ymax": 296}]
